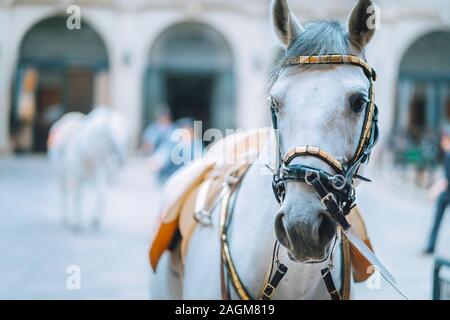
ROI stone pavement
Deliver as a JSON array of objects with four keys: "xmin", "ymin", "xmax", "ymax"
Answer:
[
  {"xmin": 0, "ymin": 156, "xmax": 448, "ymax": 299},
  {"xmin": 0, "ymin": 155, "xmax": 159, "ymax": 299},
  {"xmin": 353, "ymin": 167, "xmax": 450, "ymax": 300}
]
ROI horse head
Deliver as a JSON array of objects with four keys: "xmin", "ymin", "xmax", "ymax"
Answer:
[
  {"xmin": 89, "ymin": 106, "xmax": 129, "ymax": 167},
  {"xmin": 270, "ymin": 0, "xmax": 378, "ymax": 262},
  {"xmin": 107, "ymin": 111, "xmax": 129, "ymax": 167}
]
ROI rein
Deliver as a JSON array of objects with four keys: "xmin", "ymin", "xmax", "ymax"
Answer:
[{"xmin": 219, "ymin": 54, "xmax": 379, "ymax": 300}]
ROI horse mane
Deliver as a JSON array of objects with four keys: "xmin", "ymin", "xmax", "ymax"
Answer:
[{"xmin": 268, "ymin": 20, "xmax": 350, "ymax": 88}]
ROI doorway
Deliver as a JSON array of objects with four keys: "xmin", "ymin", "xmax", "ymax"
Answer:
[
  {"xmin": 145, "ymin": 23, "xmax": 235, "ymax": 133},
  {"xmin": 165, "ymin": 72, "xmax": 214, "ymax": 128},
  {"xmin": 11, "ymin": 16, "xmax": 109, "ymax": 152}
]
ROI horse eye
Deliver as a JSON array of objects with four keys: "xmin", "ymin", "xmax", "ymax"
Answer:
[{"xmin": 349, "ymin": 93, "xmax": 367, "ymax": 113}]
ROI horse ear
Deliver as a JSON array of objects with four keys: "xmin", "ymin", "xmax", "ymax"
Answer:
[
  {"xmin": 348, "ymin": 0, "xmax": 378, "ymax": 49},
  {"xmin": 271, "ymin": 0, "xmax": 304, "ymax": 48}
]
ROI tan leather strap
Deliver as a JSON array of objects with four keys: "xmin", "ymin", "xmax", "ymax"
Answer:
[
  {"xmin": 219, "ymin": 166, "xmax": 252, "ymax": 300},
  {"xmin": 220, "ymin": 187, "xmax": 252, "ymax": 300},
  {"xmin": 283, "ymin": 54, "xmax": 376, "ymax": 81},
  {"xmin": 284, "ymin": 145, "xmax": 343, "ymax": 172},
  {"xmin": 219, "ymin": 189, "xmax": 232, "ymax": 300},
  {"xmin": 353, "ymin": 77, "xmax": 375, "ymax": 162},
  {"xmin": 341, "ymin": 229, "xmax": 352, "ymax": 300}
]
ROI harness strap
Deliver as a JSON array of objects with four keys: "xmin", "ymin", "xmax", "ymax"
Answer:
[
  {"xmin": 220, "ymin": 188, "xmax": 253, "ymax": 300},
  {"xmin": 219, "ymin": 166, "xmax": 253, "ymax": 300},
  {"xmin": 220, "ymin": 178, "xmax": 352, "ymax": 300},
  {"xmin": 260, "ymin": 263, "xmax": 288, "ymax": 300},
  {"xmin": 307, "ymin": 171, "xmax": 351, "ymax": 230},
  {"xmin": 258, "ymin": 231, "xmax": 351, "ymax": 300},
  {"xmin": 270, "ymin": 100, "xmax": 282, "ymax": 168},
  {"xmin": 341, "ymin": 232, "xmax": 352, "ymax": 300},
  {"xmin": 219, "ymin": 190, "xmax": 231, "ymax": 300},
  {"xmin": 352, "ymin": 78, "xmax": 376, "ymax": 163},
  {"xmin": 344, "ymin": 103, "xmax": 379, "ymax": 184},
  {"xmin": 321, "ymin": 266, "xmax": 342, "ymax": 300},
  {"xmin": 283, "ymin": 54, "xmax": 377, "ymax": 81},
  {"xmin": 320, "ymin": 229, "xmax": 352, "ymax": 300}
]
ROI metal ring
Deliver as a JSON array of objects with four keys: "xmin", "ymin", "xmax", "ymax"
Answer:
[{"xmin": 330, "ymin": 174, "xmax": 346, "ymax": 191}]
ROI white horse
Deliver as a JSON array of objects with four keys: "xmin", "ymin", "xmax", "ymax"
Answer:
[
  {"xmin": 48, "ymin": 106, "xmax": 129, "ymax": 231},
  {"xmin": 151, "ymin": 0, "xmax": 378, "ymax": 299}
]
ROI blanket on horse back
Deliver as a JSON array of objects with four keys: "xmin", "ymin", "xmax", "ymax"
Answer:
[{"xmin": 149, "ymin": 128, "xmax": 374, "ymax": 283}]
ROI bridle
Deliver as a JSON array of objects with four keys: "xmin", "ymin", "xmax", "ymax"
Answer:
[
  {"xmin": 219, "ymin": 54, "xmax": 380, "ymax": 301},
  {"xmin": 271, "ymin": 54, "xmax": 379, "ymax": 233}
]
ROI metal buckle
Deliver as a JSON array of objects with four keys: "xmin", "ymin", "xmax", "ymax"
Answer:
[
  {"xmin": 194, "ymin": 210, "xmax": 213, "ymax": 226},
  {"xmin": 321, "ymin": 193, "xmax": 337, "ymax": 209},
  {"xmin": 305, "ymin": 169, "xmax": 320, "ymax": 185},
  {"xmin": 263, "ymin": 284, "xmax": 275, "ymax": 298},
  {"xmin": 322, "ymin": 263, "xmax": 334, "ymax": 276}
]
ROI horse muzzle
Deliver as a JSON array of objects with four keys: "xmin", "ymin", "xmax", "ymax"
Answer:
[{"xmin": 275, "ymin": 209, "xmax": 336, "ymax": 263}]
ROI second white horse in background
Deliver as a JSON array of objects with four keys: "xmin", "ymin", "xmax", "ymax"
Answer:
[{"xmin": 48, "ymin": 106, "xmax": 129, "ymax": 231}]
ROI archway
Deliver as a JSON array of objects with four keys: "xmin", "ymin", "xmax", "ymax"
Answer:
[
  {"xmin": 144, "ymin": 22, "xmax": 235, "ymax": 134},
  {"xmin": 393, "ymin": 31, "xmax": 450, "ymax": 165},
  {"xmin": 10, "ymin": 16, "xmax": 109, "ymax": 152}
]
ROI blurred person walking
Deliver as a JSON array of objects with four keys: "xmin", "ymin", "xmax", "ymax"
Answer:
[
  {"xmin": 425, "ymin": 126, "xmax": 450, "ymax": 254},
  {"xmin": 141, "ymin": 107, "xmax": 174, "ymax": 156},
  {"xmin": 148, "ymin": 117, "xmax": 203, "ymax": 184}
]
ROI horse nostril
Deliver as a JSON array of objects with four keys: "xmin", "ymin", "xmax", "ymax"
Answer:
[
  {"xmin": 318, "ymin": 212, "xmax": 336, "ymax": 244},
  {"xmin": 275, "ymin": 212, "xmax": 285, "ymax": 233},
  {"xmin": 275, "ymin": 212, "xmax": 291, "ymax": 249}
]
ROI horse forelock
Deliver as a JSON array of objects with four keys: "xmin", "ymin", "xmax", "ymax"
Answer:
[{"xmin": 268, "ymin": 20, "xmax": 350, "ymax": 89}]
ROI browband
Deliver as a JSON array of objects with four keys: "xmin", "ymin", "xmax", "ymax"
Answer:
[{"xmin": 283, "ymin": 54, "xmax": 377, "ymax": 81}]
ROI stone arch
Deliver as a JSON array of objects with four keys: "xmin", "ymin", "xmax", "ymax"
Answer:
[
  {"xmin": 10, "ymin": 15, "xmax": 110, "ymax": 152},
  {"xmin": 393, "ymin": 31, "xmax": 450, "ymax": 165},
  {"xmin": 143, "ymin": 21, "xmax": 236, "ymax": 134}
]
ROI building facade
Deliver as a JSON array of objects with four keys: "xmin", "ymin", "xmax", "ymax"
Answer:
[{"xmin": 0, "ymin": 0, "xmax": 449, "ymax": 156}]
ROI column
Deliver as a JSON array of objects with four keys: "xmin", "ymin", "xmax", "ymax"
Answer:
[
  {"xmin": 110, "ymin": 13, "xmax": 145, "ymax": 150},
  {"xmin": 0, "ymin": 8, "xmax": 11, "ymax": 153}
]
